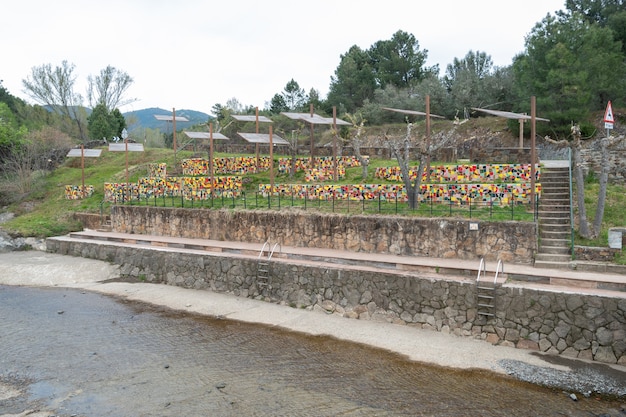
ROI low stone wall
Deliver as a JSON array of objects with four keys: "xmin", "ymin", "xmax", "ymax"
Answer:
[
  {"xmin": 469, "ymin": 147, "xmax": 534, "ymax": 164},
  {"xmin": 109, "ymin": 207, "xmax": 537, "ymax": 263},
  {"xmin": 574, "ymin": 245, "xmax": 619, "ymax": 262},
  {"xmin": 46, "ymin": 237, "xmax": 626, "ymax": 365},
  {"xmin": 73, "ymin": 212, "xmax": 106, "ymax": 230}
]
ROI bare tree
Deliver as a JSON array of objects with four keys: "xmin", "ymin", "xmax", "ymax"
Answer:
[
  {"xmin": 591, "ymin": 132, "xmax": 622, "ymax": 237},
  {"xmin": 278, "ymin": 124, "xmax": 303, "ymax": 179},
  {"xmin": 22, "ymin": 61, "xmax": 87, "ymax": 140},
  {"xmin": 1, "ymin": 127, "xmax": 72, "ymax": 195},
  {"xmin": 87, "ymin": 65, "xmax": 135, "ymax": 111},
  {"xmin": 344, "ymin": 113, "xmax": 369, "ymax": 180},
  {"xmin": 385, "ymin": 120, "xmax": 427, "ymax": 209}
]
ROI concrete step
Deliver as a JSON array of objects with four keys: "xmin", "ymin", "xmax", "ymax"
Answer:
[
  {"xmin": 540, "ymin": 199, "xmax": 569, "ymax": 205},
  {"xmin": 540, "ymin": 225, "xmax": 571, "ymax": 232},
  {"xmin": 535, "ymin": 253, "xmax": 572, "ymax": 263},
  {"xmin": 540, "ymin": 177, "xmax": 569, "ymax": 182},
  {"xmin": 541, "ymin": 186, "xmax": 569, "ymax": 190},
  {"xmin": 540, "ymin": 190, "xmax": 569, "ymax": 195},
  {"xmin": 539, "ymin": 210, "xmax": 571, "ymax": 217},
  {"xmin": 540, "ymin": 237, "xmax": 570, "ymax": 247},
  {"xmin": 541, "ymin": 232, "xmax": 570, "ymax": 239},
  {"xmin": 531, "ymin": 260, "xmax": 572, "ymax": 272},
  {"xmin": 540, "ymin": 223, "xmax": 571, "ymax": 232},
  {"xmin": 540, "ymin": 230, "xmax": 571, "ymax": 240},
  {"xmin": 540, "ymin": 224, "xmax": 571, "ymax": 231},
  {"xmin": 538, "ymin": 247, "xmax": 570, "ymax": 256},
  {"xmin": 540, "ymin": 194, "xmax": 569, "ymax": 199},
  {"xmin": 539, "ymin": 204, "xmax": 570, "ymax": 212},
  {"xmin": 541, "ymin": 179, "xmax": 568, "ymax": 183},
  {"xmin": 537, "ymin": 209, "xmax": 570, "ymax": 224},
  {"xmin": 540, "ymin": 195, "xmax": 570, "ymax": 201}
]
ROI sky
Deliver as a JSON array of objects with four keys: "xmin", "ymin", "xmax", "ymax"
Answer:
[{"xmin": 2, "ymin": 0, "xmax": 566, "ymax": 116}]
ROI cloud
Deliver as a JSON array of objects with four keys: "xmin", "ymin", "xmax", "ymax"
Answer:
[{"xmin": 3, "ymin": 0, "xmax": 564, "ymax": 113}]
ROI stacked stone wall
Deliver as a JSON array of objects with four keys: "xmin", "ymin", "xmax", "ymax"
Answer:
[
  {"xmin": 73, "ymin": 212, "xmax": 105, "ymax": 230},
  {"xmin": 110, "ymin": 206, "xmax": 537, "ymax": 263},
  {"xmin": 469, "ymin": 147, "xmax": 534, "ymax": 164},
  {"xmin": 46, "ymin": 237, "xmax": 626, "ymax": 365}
]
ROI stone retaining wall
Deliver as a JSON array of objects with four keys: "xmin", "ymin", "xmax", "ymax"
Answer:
[
  {"xmin": 110, "ymin": 207, "xmax": 537, "ymax": 263},
  {"xmin": 73, "ymin": 212, "xmax": 107, "ymax": 230},
  {"xmin": 574, "ymin": 245, "xmax": 619, "ymax": 262},
  {"xmin": 46, "ymin": 237, "xmax": 626, "ymax": 365},
  {"xmin": 469, "ymin": 147, "xmax": 534, "ymax": 164}
]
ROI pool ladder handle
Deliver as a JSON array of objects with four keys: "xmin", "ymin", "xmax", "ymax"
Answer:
[
  {"xmin": 476, "ymin": 258, "xmax": 503, "ymax": 318},
  {"xmin": 257, "ymin": 241, "xmax": 281, "ymax": 289}
]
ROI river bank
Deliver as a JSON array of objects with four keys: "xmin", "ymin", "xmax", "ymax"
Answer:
[{"xmin": 1, "ymin": 250, "xmax": 625, "ymax": 402}]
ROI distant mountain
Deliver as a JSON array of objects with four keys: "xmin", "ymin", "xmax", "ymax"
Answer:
[{"xmin": 123, "ymin": 107, "xmax": 213, "ymax": 132}]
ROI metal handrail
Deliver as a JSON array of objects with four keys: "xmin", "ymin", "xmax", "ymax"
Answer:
[
  {"xmin": 568, "ymin": 147, "xmax": 575, "ymax": 260},
  {"xmin": 258, "ymin": 241, "xmax": 281, "ymax": 261},
  {"xmin": 269, "ymin": 242, "xmax": 281, "ymax": 260},
  {"xmin": 494, "ymin": 259, "xmax": 503, "ymax": 284},
  {"xmin": 476, "ymin": 258, "xmax": 486, "ymax": 283},
  {"xmin": 258, "ymin": 241, "xmax": 270, "ymax": 260}
]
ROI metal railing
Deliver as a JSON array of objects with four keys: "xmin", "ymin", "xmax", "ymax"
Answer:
[
  {"xmin": 494, "ymin": 259, "xmax": 504, "ymax": 284},
  {"xmin": 106, "ymin": 191, "xmax": 538, "ymax": 222},
  {"xmin": 476, "ymin": 258, "xmax": 504, "ymax": 285},
  {"xmin": 258, "ymin": 241, "xmax": 281, "ymax": 261},
  {"xmin": 568, "ymin": 148, "xmax": 575, "ymax": 260},
  {"xmin": 476, "ymin": 258, "xmax": 487, "ymax": 283}
]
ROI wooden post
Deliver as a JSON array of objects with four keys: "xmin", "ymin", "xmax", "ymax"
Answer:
[
  {"xmin": 309, "ymin": 104, "xmax": 314, "ymax": 168},
  {"xmin": 209, "ymin": 122, "xmax": 214, "ymax": 199},
  {"xmin": 519, "ymin": 118, "xmax": 525, "ymax": 149},
  {"xmin": 425, "ymin": 95, "xmax": 431, "ymax": 183},
  {"xmin": 255, "ymin": 107, "xmax": 260, "ymax": 172},
  {"xmin": 269, "ymin": 125, "xmax": 274, "ymax": 191},
  {"xmin": 333, "ymin": 106, "xmax": 338, "ymax": 181},
  {"xmin": 172, "ymin": 108, "xmax": 177, "ymax": 151},
  {"xmin": 173, "ymin": 107, "xmax": 177, "ymax": 170},
  {"xmin": 125, "ymin": 137, "xmax": 129, "ymax": 201},
  {"xmin": 530, "ymin": 96, "xmax": 537, "ymax": 211},
  {"xmin": 81, "ymin": 144, "xmax": 85, "ymax": 198}
]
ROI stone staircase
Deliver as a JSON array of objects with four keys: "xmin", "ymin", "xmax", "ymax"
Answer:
[{"xmin": 535, "ymin": 164, "xmax": 572, "ymax": 269}]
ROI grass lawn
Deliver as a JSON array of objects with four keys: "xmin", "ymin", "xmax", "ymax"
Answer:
[{"xmin": 1, "ymin": 146, "xmax": 624, "ymax": 264}]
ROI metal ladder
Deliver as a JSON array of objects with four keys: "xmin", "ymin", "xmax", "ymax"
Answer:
[
  {"xmin": 476, "ymin": 258, "xmax": 503, "ymax": 319},
  {"xmin": 257, "ymin": 241, "xmax": 280, "ymax": 290}
]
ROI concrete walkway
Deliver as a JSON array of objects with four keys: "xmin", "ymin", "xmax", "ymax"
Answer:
[
  {"xmin": 63, "ymin": 230, "xmax": 626, "ymax": 295},
  {"xmin": 1, "ymin": 249, "xmax": 625, "ymax": 396}
]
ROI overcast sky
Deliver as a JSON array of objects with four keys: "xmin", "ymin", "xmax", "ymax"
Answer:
[{"xmin": 2, "ymin": 0, "xmax": 565, "ymax": 115}]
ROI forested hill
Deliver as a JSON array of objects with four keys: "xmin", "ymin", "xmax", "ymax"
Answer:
[{"xmin": 123, "ymin": 107, "xmax": 212, "ymax": 132}]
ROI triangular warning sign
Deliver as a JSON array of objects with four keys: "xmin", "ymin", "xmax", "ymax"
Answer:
[{"xmin": 604, "ymin": 101, "xmax": 614, "ymax": 123}]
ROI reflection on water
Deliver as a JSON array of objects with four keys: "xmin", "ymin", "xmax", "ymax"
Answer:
[{"xmin": 0, "ymin": 285, "xmax": 621, "ymax": 417}]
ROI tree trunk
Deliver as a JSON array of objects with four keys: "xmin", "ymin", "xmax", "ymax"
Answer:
[
  {"xmin": 573, "ymin": 147, "xmax": 592, "ymax": 238},
  {"xmin": 289, "ymin": 149, "xmax": 296, "ymax": 179},
  {"xmin": 408, "ymin": 159, "xmax": 424, "ymax": 209},
  {"xmin": 353, "ymin": 140, "xmax": 369, "ymax": 180},
  {"xmin": 591, "ymin": 137, "xmax": 610, "ymax": 238}
]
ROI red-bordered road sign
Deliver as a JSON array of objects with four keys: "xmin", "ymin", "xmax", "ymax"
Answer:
[{"xmin": 604, "ymin": 101, "xmax": 614, "ymax": 123}]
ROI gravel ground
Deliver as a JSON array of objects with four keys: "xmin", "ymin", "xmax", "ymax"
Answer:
[{"xmin": 499, "ymin": 358, "xmax": 626, "ymax": 398}]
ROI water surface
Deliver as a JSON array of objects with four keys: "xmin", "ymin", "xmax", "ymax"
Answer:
[{"xmin": 0, "ymin": 285, "xmax": 621, "ymax": 416}]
